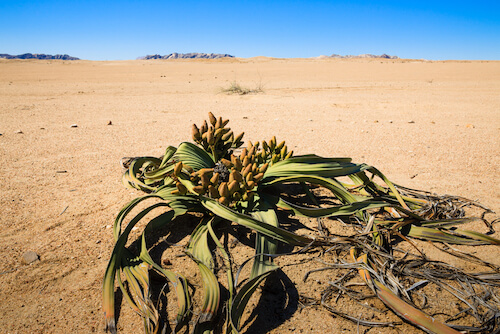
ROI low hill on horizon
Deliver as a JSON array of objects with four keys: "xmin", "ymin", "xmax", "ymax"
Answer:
[
  {"xmin": 0, "ymin": 53, "xmax": 79, "ymax": 60},
  {"xmin": 316, "ymin": 53, "xmax": 399, "ymax": 59},
  {"xmin": 138, "ymin": 53, "xmax": 235, "ymax": 60}
]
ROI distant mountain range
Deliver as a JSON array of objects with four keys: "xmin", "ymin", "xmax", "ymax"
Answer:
[
  {"xmin": 0, "ymin": 52, "xmax": 398, "ymax": 61},
  {"xmin": 318, "ymin": 53, "xmax": 399, "ymax": 59},
  {"xmin": 0, "ymin": 53, "xmax": 80, "ymax": 60},
  {"xmin": 138, "ymin": 53, "xmax": 235, "ymax": 60},
  {"xmin": 139, "ymin": 53, "xmax": 398, "ymax": 60}
]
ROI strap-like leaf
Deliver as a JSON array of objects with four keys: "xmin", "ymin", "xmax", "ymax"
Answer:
[
  {"xmin": 103, "ymin": 202, "xmax": 170, "ymax": 333},
  {"xmin": 191, "ymin": 259, "xmax": 220, "ymax": 324},
  {"xmin": 159, "ymin": 145, "xmax": 177, "ymax": 168},
  {"xmin": 263, "ymin": 156, "xmax": 369, "ymax": 179},
  {"xmin": 276, "ymin": 196, "xmax": 390, "ymax": 218},
  {"xmin": 187, "ymin": 219, "xmax": 215, "ymax": 269},
  {"xmin": 407, "ymin": 225, "xmax": 495, "ymax": 245},
  {"xmin": 201, "ymin": 196, "xmax": 312, "ymax": 246},
  {"xmin": 260, "ymin": 174, "xmax": 362, "ymax": 204},
  {"xmin": 125, "ymin": 157, "xmax": 162, "ymax": 192},
  {"xmin": 367, "ymin": 167, "xmax": 410, "ymax": 210},
  {"xmin": 229, "ymin": 270, "xmax": 276, "ymax": 333},
  {"xmin": 186, "ymin": 219, "xmax": 221, "ymax": 327},
  {"xmin": 449, "ymin": 229, "xmax": 500, "ymax": 245},
  {"xmin": 250, "ymin": 203, "xmax": 279, "ymax": 279},
  {"xmin": 139, "ymin": 211, "xmax": 192, "ymax": 329},
  {"xmin": 174, "ymin": 142, "xmax": 215, "ymax": 171},
  {"xmin": 121, "ymin": 261, "xmax": 159, "ymax": 334},
  {"xmin": 113, "ymin": 194, "xmax": 162, "ymax": 241}
]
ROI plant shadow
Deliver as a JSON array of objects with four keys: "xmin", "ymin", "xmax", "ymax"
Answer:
[
  {"xmin": 241, "ymin": 269, "xmax": 299, "ymax": 333},
  {"xmin": 112, "ymin": 287, "xmax": 123, "ymax": 326}
]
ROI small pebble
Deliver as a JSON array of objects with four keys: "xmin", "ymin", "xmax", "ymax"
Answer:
[
  {"xmin": 107, "ymin": 121, "xmax": 112, "ymax": 125},
  {"xmin": 408, "ymin": 120, "xmax": 415, "ymax": 124},
  {"xmin": 466, "ymin": 124, "xmax": 475, "ymax": 128},
  {"xmin": 22, "ymin": 251, "xmax": 39, "ymax": 265},
  {"xmin": 70, "ymin": 124, "xmax": 78, "ymax": 128},
  {"xmin": 15, "ymin": 130, "xmax": 23, "ymax": 134}
]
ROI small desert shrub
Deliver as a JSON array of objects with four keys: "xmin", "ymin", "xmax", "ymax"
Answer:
[{"xmin": 220, "ymin": 81, "xmax": 263, "ymax": 95}]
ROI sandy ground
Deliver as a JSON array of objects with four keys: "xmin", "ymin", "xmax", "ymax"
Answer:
[{"xmin": 0, "ymin": 58, "xmax": 499, "ymax": 333}]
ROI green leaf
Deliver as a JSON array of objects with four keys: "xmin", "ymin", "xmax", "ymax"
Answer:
[
  {"xmin": 275, "ymin": 196, "xmax": 390, "ymax": 218},
  {"xmin": 139, "ymin": 210, "xmax": 192, "ymax": 329},
  {"xmin": 186, "ymin": 219, "xmax": 221, "ymax": 327},
  {"xmin": 125, "ymin": 157, "xmax": 162, "ymax": 192},
  {"xmin": 174, "ymin": 142, "xmax": 215, "ymax": 171},
  {"xmin": 276, "ymin": 154, "xmax": 353, "ymax": 163},
  {"xmin": 121, "ymin": 261, "xmax": 159, "ymax": 334},
  {"xmin": 187, "ymin": 219, "xmax": 214, "ymax": 270},
  {"xmin": 367, "ymin": 167, "xmax": 410, "ymax": 210},
  {"xmin": 207, "ymin": 218, "xmax": 235, "ymax": 314},
  {"xmin": 191, "ymin": 259, "xmax": 221, "ymax": 324},
  {"xmin": 200, "ymin": 196, "xmax": 312, "ymax": 246},
  {"xmin": 143, "ymin": 162, "xmax": 176, "ymax": 180},
  {"xmin": 406, "ymin": 225, "xmax": 492, "ymax": 245},
  {"xmin": 113, "ymin": 194, "xmax": 163, "ymax": 241},
  {"xmin": 263, "ymin": 155, "xmax": 369, "ymax": 179},
  {"xmin": 229, "ymin": 270, "xmax": 276, "ymax": 333},
  {"xmin": 418, "ymin": 217, "xmax": 479, "ymax": 228},
  {"xmin": 260, "ymin": 174, "xmax": 363, "ymax": 204},
  {"xmin": 159, "ymin": 145, "xmax": 177, "ymax": 168},
  {"xmin": 103, "ymin": 202, "xmax": 170, "ymax": 334},
  {"xmin": 250, "ymin": 203, "xmax": 280, "ymax": 279},
  {"xmin": 156, "ymin": 185, "xmax": 204, "ymax": 214},
  {"xmin": 447, "ymin": 229, "xmax": 500, "ymax": 245}
]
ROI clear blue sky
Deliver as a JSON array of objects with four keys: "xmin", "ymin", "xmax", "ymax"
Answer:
[{"xmin": 1, "ymin": 0, "xmax": 499, "ymax": 60}]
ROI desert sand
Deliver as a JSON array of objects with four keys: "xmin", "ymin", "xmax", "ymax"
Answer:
[{"xmin": 0, "ymin": 58, "xmax": 499, "ymax": 333}]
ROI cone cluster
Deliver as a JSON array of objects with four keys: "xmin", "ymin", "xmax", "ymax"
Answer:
[
  {"xmin": 172, "ymin": 113, "xmax": 294, "ymax": 206},
  {"xmin": 191, "ymin": 112, "xmax": 244, "ymax": 162},
  {"xmin": 244, "ymin": 136, "xmax": 293, "ymax": 166},
  {"xmin": 171, "ymin": 154, "xmax": 268, "ymax": 206}
]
